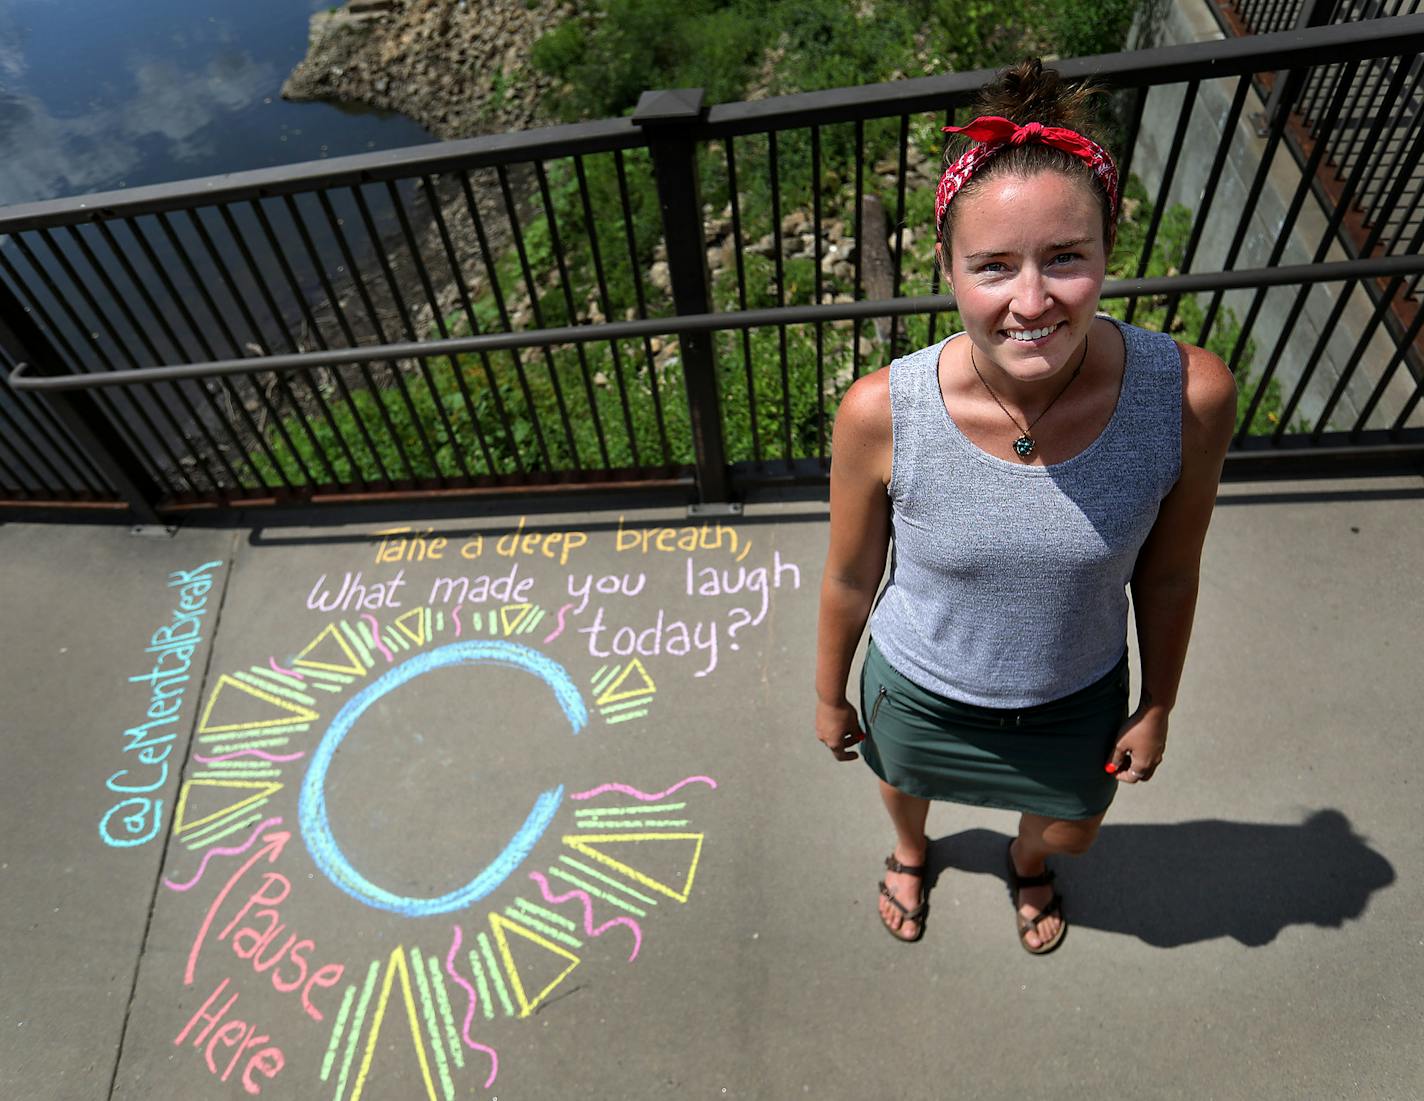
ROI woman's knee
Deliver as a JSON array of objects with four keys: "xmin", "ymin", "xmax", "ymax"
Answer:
[{"xmin": 1041, "ymin": 817, "xmax": 1102, "ymax": 856}]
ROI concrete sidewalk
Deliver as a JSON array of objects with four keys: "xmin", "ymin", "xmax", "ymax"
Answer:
[{"xmin": 2, "ymin": 478, "xmax": 1421, "ymax": 1101}]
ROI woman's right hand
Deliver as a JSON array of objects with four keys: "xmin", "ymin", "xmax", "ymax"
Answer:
[{"xmin": 815, "ymin": 698, "xmax": 866, "ymax": 761}]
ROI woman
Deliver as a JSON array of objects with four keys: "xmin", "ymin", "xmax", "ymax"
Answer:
[{"xmin": 814, "ymin": 59, "xmax": 1235, "ymax": 952}]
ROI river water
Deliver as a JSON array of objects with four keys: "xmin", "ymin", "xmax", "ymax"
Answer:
[{"xmin": 0, "ymin": 0, "xmax": 436, "ymax": 207}]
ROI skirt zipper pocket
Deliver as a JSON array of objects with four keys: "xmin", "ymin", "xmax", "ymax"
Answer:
[{"xmin": 869, "ymin": 685, "xmax": 888, "ymax": 730}]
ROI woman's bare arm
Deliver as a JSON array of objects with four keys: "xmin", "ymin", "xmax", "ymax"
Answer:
[
  {"xmin": 815, "ymin": 368, "xmax": 894, "ymax": 760},
  {"xmin": 1111, "ymin": 341, "xmax": 1236, "ymax": 780}
]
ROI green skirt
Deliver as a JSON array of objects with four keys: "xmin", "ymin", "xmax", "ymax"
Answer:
[{"xmin": 858, "ymin": 637, "xmax": 1129, "ymax": 820}]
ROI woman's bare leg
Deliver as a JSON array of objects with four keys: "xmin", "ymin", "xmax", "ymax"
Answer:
[
  {"xmin": 1010, "ymin": 810, "xmax": 1106, "ymax": 949},
  {"xmin": 878, "ymin": 779, "xmax": 931, "ymax": 936}
]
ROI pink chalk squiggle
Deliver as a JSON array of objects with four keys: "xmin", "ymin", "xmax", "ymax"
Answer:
[
  {"xmin": 163, "ymin": 816, "xmax": 283, "ymax": 892},
  {"xmin": 193, "ymin": 748, "xmax": 306, "ymax": 765},
  {"xmin": 269, "ymin": 656, "xmax": 303, "ymax": 679},
  {"xmin": 543, "ymin": 603, "xmax": 574, "ymax": 643},
  {"xmin": 362, "ymin": 614, "xmax": 394, "ymax": 663},
  {"xmin": 452, "ymin": 604, "xmax": 463, "ymax": 638},
  {"xmin": 529, "ymin": 871, "xmax": 642, "ymax": 961},
  {"xmin": 445, "ymin": 926, "xmax": 498, "ymax": 1088},
  {"xmin": 570, "ymin": 775, "xmax": 718, "ymax": 801}
]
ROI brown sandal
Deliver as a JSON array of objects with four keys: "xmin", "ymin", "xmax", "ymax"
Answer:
[
  {"xmin": 1005, "ymin": 839, "xmax": 1066, "ymax": 955},
  {"xmin": 878, "ymin": 852, "xmax": 929, "ymax": 944}
]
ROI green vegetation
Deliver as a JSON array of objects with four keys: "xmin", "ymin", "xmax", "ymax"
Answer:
[
  {"xmin": 243, "ymin": 0, "xmax": 1299, "ymax": 488},
  {"xmin": 529, "ymin": 0, "xmax": 1142, "ymax": 121}
]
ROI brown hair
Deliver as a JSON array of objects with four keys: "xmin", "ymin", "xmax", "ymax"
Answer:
[{"xmin": 937, "ymin": 59, "xmax": 1118, "ymax": 263}]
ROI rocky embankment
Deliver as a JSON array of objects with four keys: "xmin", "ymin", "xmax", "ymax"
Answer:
[{"xmin": 282, "ymin": 0, "xmax": 570, "ymax": 140}]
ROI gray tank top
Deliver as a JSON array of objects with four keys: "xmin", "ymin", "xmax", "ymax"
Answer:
[{"xmin": 868, "ymin": 316, "xmax": 1182, "ymax": 708}]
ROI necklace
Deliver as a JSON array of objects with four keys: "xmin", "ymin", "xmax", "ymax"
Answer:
[{"xmin": 969, "ymin": 332, "xmax": 1090, "ymax": 459}]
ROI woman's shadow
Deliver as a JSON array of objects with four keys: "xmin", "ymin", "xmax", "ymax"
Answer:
[{"xmin": 930, "ymin": 809, "xmax": 1394, "ymax": 947}]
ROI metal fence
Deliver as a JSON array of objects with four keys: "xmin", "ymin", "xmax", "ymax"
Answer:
[
  {"xmin": 3, "ymin": 14, "xmax": 1423, "ymax": 521},
  {"xmin": 1221, "ymin": 0, "xmax": 1421, "ymax": 36}
]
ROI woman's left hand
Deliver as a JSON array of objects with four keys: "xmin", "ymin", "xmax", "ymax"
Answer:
[{"xmin": 1108, "ymin": 706, "xmax": 1168, "ymax": 783}]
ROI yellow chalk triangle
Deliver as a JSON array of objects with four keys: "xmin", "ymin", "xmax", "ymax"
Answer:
[
  {"xmin": 350, "ymin": 947, "xmax": 438, "ymax": 1101},
  {"xmin": 596, "ymin": 657, "xmax": 656, "ymax": 705},
  {"xmin": 393, "ymin": 608, "xmax": 428, "ymax": 647},
  {"xmin": 488, "ymin": 912, "xmax": 580, "ymax": 1019},
  {"xmin": 499, "ymin": 603, "xmax": 532, "ymax": 635},
  {"xmin": 560, "ymin": 832, "xmax": 703, "ymax": 902},
  {"xmin": 291, "ymin": 622, "xmax": 366, "ymax": 676},
  {"xmin": 173, "ymin": 779, "xmax": 284, "ymax": 835},
  {"xmin": 197, "ymin": 673, "xmax": 320, "ymax": 735}
]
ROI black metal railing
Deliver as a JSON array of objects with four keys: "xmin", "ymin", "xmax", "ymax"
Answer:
[
  {"xmin": 1209, "ymin": 0, "xmax": 1424, "ymax": 405},
  {"xmin": 1224, "ymin": 0, "xmax": 1420, "ymax": 36},
  {"xmin": 3, "ymin": 15, "xmax": 1423, "ymax": 521}
]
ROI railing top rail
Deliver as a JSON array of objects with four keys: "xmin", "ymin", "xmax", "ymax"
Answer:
[
  {"xmin": 12, "ymin": 253, "xmax": 1423, "ymax": 393},
  {"xmin": 0, "ymin": 115, "xmax": 643, "ymax": 235},
  {"xmin": 1, "ymin": 14, "xmax": 1421, "ymax": 235}
]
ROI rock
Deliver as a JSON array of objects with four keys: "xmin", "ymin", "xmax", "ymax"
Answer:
[
  {"xmin": 649, "ymin": 261, "xmax": 671, "ymax": 292},
  {"xmin": 781, "ymin": 210, "xmax": 810, "ymax": 235}
]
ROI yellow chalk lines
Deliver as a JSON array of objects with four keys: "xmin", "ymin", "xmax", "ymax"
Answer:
[{"xmin": 589, "ymin": 657, "xmax": 656, "ymax": 725}]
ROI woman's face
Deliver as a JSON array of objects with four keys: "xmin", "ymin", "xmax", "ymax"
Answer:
[{"xmin": 937, "ymin": 170, "xmax": 1108, "ymax": 386}]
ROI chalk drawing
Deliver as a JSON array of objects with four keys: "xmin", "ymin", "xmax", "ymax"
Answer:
[
  {"xmin": 570, "ymin": 776, "xmax": 718, "ymax": 801},
  {"xmin": 408, "ymin": 945, "xmax": 456, "ymax": 1101},
  {"xmin": 544, "ymin": 602, "xmax": 575, "ymax": 643},
  {"xmin": 333, "ymin": 960, "xmax": 380, "ymax": 1101},
  {"xmin": 489, "ymin": 911, "xmax": 582, "ymax": 1019},
  {"xmin": 164, "ymin": 816, "xmax": 283, "ymax": 892},
  {"xmin": 363, "ymin": 614, "xmax": 395, "ymax": 664},
  {"xmin": 502, "ymin": 906, "xmax": 583, "ymax": 950},
  {"xmin": 319, "ymin": 983, "xmax": 356, "ymax": 1083},
  {"xmin": 348, "ymin": 947, "xmax": 437, "ymax": 1101},
  {"xmin": 298, "ymin": 641, "xmax": 587, "ymax": 916},
  {"xmin": 444, "ymin": 924, "xmax": 499, "ymax": 1080},
  {"xmin": 174, "ymin": 780, "xmax": 284, "ymax": 836},
  {"xmin": 425, "ymin": 954, "xmax": 465, "ymax": 1070},
  {"xmin": 528, "ymin": 871, "xmax": 642, "ymax": 961},
  {"xmin": 182, "ymin": 810, "xmax": 267, "ymax": 851},
  {"xmin": 197, "ymin": 674, "xmax": 320, "ymax": 735},
  {"xmin": 137, "ymin": 522, "xmax": 803, "ymax": 1097},
  {"xmin": 561, "ymin": 833, "xmax": 705, "ymax": 903},
  {"xmin": 546, "ymin": 866, "xmax": 649, "ymax": 917},
  {"xmin": 193, "ymin": 748, "xmax": 306, "ymax": 765}
]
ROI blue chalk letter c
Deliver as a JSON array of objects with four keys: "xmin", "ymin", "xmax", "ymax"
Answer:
[{"xmin": 298, "ymin": 640, "xmax": 587, "ymax": 916}]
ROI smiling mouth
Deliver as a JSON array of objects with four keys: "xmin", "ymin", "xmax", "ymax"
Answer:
[{"xmin": 1002, "ymin": 321, "xmax": 1066, "ymax": 343}]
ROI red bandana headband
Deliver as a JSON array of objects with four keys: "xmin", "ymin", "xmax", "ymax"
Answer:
[{"xmin": 934, "ymin": 116, "xmax": 1120, "ymax": 230}]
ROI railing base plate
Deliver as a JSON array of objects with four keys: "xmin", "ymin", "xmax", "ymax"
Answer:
[
  {"xmin": 687, "ymin": 502, "xmax": 744, "ymax": 519},
  {"xmin": 130, "ymin": 523, "xmax": 179, "ymax": 538}
]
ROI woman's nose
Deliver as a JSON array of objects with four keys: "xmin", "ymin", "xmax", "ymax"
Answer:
[{"xmin": 1011, "ymin": 271, "xmax": 1052, "ymax": 319}]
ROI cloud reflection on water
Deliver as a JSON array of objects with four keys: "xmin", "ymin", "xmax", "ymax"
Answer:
[{"xmin": 0, "ymin": 45, "xmax": 276, "ymax": 204}]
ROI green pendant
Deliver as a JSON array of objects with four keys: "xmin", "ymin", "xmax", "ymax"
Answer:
[{"xmin": 1013, "ymin": 434, "xmax": 1036, "ymax": 458}]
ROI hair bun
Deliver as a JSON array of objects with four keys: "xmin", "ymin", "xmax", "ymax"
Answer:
[{"xmin": 975, "ymin": 57, "xmax": 1100, "ymax": 137}]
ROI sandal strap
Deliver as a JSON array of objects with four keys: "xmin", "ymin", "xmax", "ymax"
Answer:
[
  {"xmin": 1017, "ymin": 892, "xmax": 1062, "ymax": 933},
  {"xmin": 1010, "ymin": 868, "xmax": 1056, "ymax": 889},
  {"xmin": 879, "ymin": 880, "xmax": 928, "ymax": 921},
  {"xmin": 884, "ymin": 854, "xmax": 926, "ymax": 877}
]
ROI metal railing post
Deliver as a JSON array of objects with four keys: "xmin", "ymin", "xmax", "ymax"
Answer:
[
  {"xmin": 633, "ymin": 88, "xmax": 733, "ymax": 506},
  {"xmin": 0, "ymin": 279, "xmax": 163, "ymax": 523}
]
